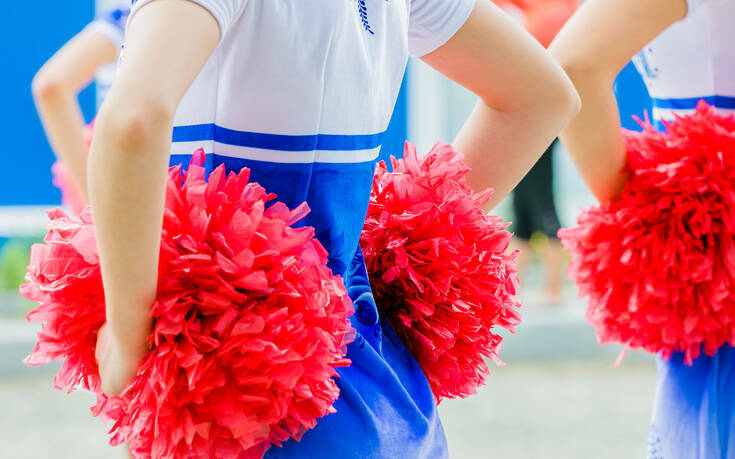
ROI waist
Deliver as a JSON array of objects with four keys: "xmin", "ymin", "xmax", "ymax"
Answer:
[{"xmin": 170, "ymin": 124, "xmax": 386, "ymax": 164}]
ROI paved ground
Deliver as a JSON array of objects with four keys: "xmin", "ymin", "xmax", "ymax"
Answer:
[
  {"xmin": 439, "ymin": 361, "xmax": 656, "ymax": 459},
  {"xmin": 0, "ymin": 373, "xmax": 128, "ymax": 459},
  {"xmin": 0, "ymin": 361, "xmax": 656, "ymax": 459}
]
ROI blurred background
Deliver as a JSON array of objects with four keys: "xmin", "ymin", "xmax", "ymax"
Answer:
[{"xmin": 0, "ymin": 1, "xmax": 657, "ymax": 458}]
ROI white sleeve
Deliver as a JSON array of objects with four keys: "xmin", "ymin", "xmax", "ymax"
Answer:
[
  {"xmin": 129, "ymin": 0, "xmax": 248, "ymax": 41},
  {"xmin": 408, "ymin": 0, "xmax": 476, "ymax": 58},
  {"xmin": 84, "ymin": 7, "xmax": 130, "ymax": 50},
  {"xmin": 685, "ymin": 0, "xmax": 712, "ymax": 16}
]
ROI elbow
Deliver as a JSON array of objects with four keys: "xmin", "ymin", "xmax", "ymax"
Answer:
[
  {"xmin": 536, "ymin": 68, "xmax": 581, "ymax": 126},
  {"xmin": 93, "ymin": 100, "xmax": 174, "ymax": 154},
  {"xmin": 561, "ymin": 73, "xmax": 582, "ymax": 121},
  {"xmin": 553, "ymin": 47, "xmax": 599, "ymax": 85},
  {"xmin": 547, "ymin": 54, "xmax": 585, "ymax": 121},
  {"xmin": 555, "ymin": 71, "xmax": 582, "ymax": 122},
  {"xmin": 31, "ymin": 69, "xmax": 70, "ymax": 103},
  {"xmin": 489, "ymin": 63, "xmax": 582, "ymax": 124},
  {"xmin": 554, "ymin": 54, "xmax": 613, "ymax": 112}
]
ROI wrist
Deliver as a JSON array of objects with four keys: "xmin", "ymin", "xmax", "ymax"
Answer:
[{"xmin": 107, "ymin": 317, "xmax": 152, "ymax": 360}]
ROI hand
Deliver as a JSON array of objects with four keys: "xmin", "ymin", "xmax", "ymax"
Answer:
[{"xmin": 95, "ymin": 323, "xmax": 148, "ymax": 396}]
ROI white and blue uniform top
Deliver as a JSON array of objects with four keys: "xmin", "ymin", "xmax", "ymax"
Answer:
[
  {"xmin": 84, "ymin": 0, "xmax": 129, "ymax": 106},
  {"xmin": 633, "ymin": 0, "xmax": 735, "ymax": 123},
  {"xmin": 632, "ymin": 2, "xmax": 735, "ymax": 458},
  {"xmin": 126, "ymin": 0, "xmax": 476, "ymax": 457}
]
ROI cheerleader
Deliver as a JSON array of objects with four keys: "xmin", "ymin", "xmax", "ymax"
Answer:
[
  {"xmin": 32, "ymin": 2, "xmax": 129, "ymax": 211},
  {"xmin": 550, "ymin": 0, "xmax": 735, "ymax": 457},
  {"xmin": 88, "ymin": 0, "xmax": 578, "ymax": 456}
]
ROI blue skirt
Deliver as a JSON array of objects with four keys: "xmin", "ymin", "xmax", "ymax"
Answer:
[
  {"xmin": 648, "ymin": 345, "xmax": 735, "ymax": 459},
  {"xmin": 264, "ymin": 257, "xmax": 448, "ymax": 458}
]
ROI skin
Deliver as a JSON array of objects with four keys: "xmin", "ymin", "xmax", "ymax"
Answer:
[
  {"xmin": 548, "ymin": 0, "xmax": 688, "ymax": 203},
  {"xmin": 32, "ymin": 27, "xmax": 120, "ymax": 203},
  {"xmin": 91, "ymin": 0, "xmax": 220, "ymax": 396},
  {"xmin": 429, "ymin": 0, "xmax": 580, "ymax": 210},
  {"xmin": 92, "ymin": 0, "xmax": 580, "ymax": 396}
]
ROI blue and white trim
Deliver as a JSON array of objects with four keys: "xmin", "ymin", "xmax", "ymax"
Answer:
[
  {"xmin": 170, "ymin": 124, "xmax": 385, "ymax": 163},
  {"xmin": 651, "ymin": 95, "xmax": 735, "ymax": 121},
  {"xmin": 652, "ymin": 95, "xmax": 735, "ymax": 110}
]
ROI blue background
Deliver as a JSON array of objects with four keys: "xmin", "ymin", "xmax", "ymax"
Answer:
[{"xmin": 1, "ymin": 3, "xmax": 97, "ymax": 206}]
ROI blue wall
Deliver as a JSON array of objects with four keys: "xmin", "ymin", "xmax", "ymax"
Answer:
[{"xmin": 1, "ymin": 3, "xmax": 96, "ymax": 206}]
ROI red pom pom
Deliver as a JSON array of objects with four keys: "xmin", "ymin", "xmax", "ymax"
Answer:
[
  {"xmin": 560, "ymin": 102, "xmax": 735, "ymax": 365},
  {"xmin": 51, "ymin": 161, "xmax": 85, "ymax": 214},
  {"xmin": 22, "ymin": 150, "xmax": 354, "ymax": 458},
  {"xmin": 361, "ymin": 142, "xmax": 521, "ymax": 402}
]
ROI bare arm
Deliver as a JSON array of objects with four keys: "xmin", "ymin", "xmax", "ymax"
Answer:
[
  {"xmin": 32, "ymin": 28, "xmax": 119, "ymax": 202},
  {"xmin": 423, "ymin": 0, "xmax": 580, "ymax": 210},
  {"xmin": 89, "ymin": 0, "xmax": 219, "ymax": 395},
  {"xmin": 548, "ymin": 0, "xmax": 687, "ymax": 203}
]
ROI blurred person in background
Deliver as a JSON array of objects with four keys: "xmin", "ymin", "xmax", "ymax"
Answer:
[
  {"xmin": 496, "ymin": 0, "xmax": 579, "ymax": 306},
  {"xmin": 551, "ymin": 0, "xmax": 735, "ymax": 457},
  {"xmin": 32, "ymin": 2, "xmax": 129, "ymax": 212}
]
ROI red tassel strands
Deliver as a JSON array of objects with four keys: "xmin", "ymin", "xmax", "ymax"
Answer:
[
  {"xmin": 560, "ymin": 102, "xmax": 735, "ymax": 364},
  {"xmin": 21, "ymin": 150, "xmax": 355, "ymax": 458},
  {"xmin": 361, "ymin": 142, "xmax": 521, "ymax": 402}
]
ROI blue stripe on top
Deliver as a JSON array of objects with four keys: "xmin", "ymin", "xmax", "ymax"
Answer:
[
  {"xmin": 172, "ymin": 124, "xmax": 387, "ymax": 152},
  {"xmin": 652, "ymin": 95, "xmax": 735, "ymax": 110}
]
